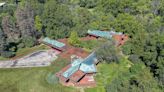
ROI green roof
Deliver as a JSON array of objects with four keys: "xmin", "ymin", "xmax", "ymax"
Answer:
[
  {"xmin": 63, "ymin": 59, "xmax": 83, "ymax": 78},
  {"xmin": 43, "ymin": 37, "xmax": 65, "ymax": 48},
  {"xmin": 79, "ymin": 52, "xmax": 97, "ymax": 73},
  {"xmin": 87, "ymin": 30, "xmax": 122, "ymax": 39},
  {"xmin": 62, "ymin": 53, "xmax": 98, "ymax": 78}
]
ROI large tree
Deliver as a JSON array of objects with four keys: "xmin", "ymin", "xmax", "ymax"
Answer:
[
  {"xmin": 96, "ymin": 41, "xmax": 121, "ymax": 63},
  {"xmin": 42, "ymin": 0, "xmax": 74, "ymax": 39},
  {"xmin": 15, "ymin": 1, "xmax": 37, "ymax": 47}
]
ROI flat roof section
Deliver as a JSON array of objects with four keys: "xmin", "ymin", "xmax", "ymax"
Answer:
[
  {"xmin": 43, "ymin": 37, "xmax": 66, "ymax": 48},
  {"xmin": 69, "ymin": 70, "xmax": 85, "ymax": 82},
  {"xmin": 87, "ymin": 30, "xmax": 123, "ymax": 39}
]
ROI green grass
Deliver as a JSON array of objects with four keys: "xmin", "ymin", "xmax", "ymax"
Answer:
[
  {"xmin": 0, "ymin": 56, "xmax": 10, "ymax": 61},
  {"xmin": 85, "ymin": 58, "xmax": 132, "ymax": 92},
  {"xmin": 0, "ymin": 59, "xmax": 79, "ymax": 92}
]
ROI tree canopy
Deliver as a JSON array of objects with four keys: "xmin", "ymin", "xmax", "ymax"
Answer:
[{"xmin": 0, "ymin": 0, "xmax": 163, "ymax": 91}]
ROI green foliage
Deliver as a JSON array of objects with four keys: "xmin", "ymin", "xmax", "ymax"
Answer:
[
  {"xmin": 68, "ymin": 31, "xmax": 80, "ymax": 46},
  {"xmin": 73, "ymin": 8, "xmax": 93, "ymax": 36},
  {"xmin": 79, "ymin": 40, "xmax": 102, "ymax": 51},
  {"xmin": 22, "ymin": 37, "xmax": 36, "ymax": 47},
  {"xmin": 106, "ymin": 63, "xmax": 162, "ymax": 92},
  {"xmin": 111, "ymin": 13, "xmax": 145, "ymax": 38},
  {"xmin": 42, "ymin": 0, "xmax": 74, "ymax": 39},
  {"xmin": 0, "ymin": 0, "xmax": 163, "ymax": 90},
  {"xmin": 96, "ymin": 41, "xmax": 121, "ymax": 63},
  {"xmin": 85, "ymin": 57, "xmax": 131, "ymax": 92},
  {"xmin": 1, "ymin": 51, "xmax": 15, "ymax": 58},
  {"xmin": 46, "ymin": 73, "xmax": 59, "ymax": 85},
  {"xmin": 35, "ymin": 15, "xmax": 42, "ymax": 31},
  {"xmin": 0, "ymin": 28, "xmax": 6, "ymax": 53},
  {"xmin": 78, "ymin": 0, "xmax": 98, "ymax": 8}
]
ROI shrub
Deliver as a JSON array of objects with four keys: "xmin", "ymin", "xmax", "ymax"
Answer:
[
  {"xmin": 46, "ymin": 72, "xmax": 59, "ymax": 85},
  {"xmin": 68, "ymin": 31, "xmax": 80, "ymax": 46},
  {"xmin": 1, "ymin": 51, "xmax": 15, "ymax": 58},
  {"xmin": 96, "ymin": 41, "xmax": 121, "ymax": 63},
  {"xmin": 23, "ymin": 37, "xmax": 37, "ymax": 47}
]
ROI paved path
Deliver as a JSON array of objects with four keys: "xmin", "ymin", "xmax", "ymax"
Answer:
[{"xmin": 0, "ymin": 50, "xmax": 58, "ymax": 68}]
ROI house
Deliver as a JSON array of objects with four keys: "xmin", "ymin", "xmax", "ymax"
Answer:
[
  {"xmin": 56, "ymin": 52, "xmax": 98, "ymax": 87},
  {"xmin": 87, "ymin": 30, "xmax": 122, "ymax": 39},
  {"xmin": 42, "ymin": 37, "xmax": 66, "ymax": 53},
  {"xmin": 87, "ymin": 30, "xmax": 128, "ymax": 46},
  {"xmin": 113, "ymin": 34, "xmax": 128, "ymax": 46}
]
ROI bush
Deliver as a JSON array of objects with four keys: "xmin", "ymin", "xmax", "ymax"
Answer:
[
  {"xmin": 23, "ymin": 37, "xmax": 37, "ymax": 47},
  {"xmin": 128, "ymin": 54, "xmax": 141, "ymax": 63},
  {"xmin": 1, "ymin": 51, "xmax": 15, "ymax": 58},
  {"xmin": 96, "ymin": 41, "xmax": 121, "ymax": 63},
  {"xmin": 17, "ymin": 43, "xmax": 25, "ymax": 48},
  {"xmin": 68, "ymin": 31, "xmax": 80, "ymax": 46},
  {"xmin": 46, "ymin": 73, "xmax": 59, "ymax": 85},
  {"xmin": 79, "ymin": 40, "xmax": 99, "ymax": 50}
]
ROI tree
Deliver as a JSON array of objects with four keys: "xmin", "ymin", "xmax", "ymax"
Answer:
[
  {"xmin": 106, "ymin": 63, "xmax": 162, "ymax": 92},
  {"xmin": 111, "ymin": 13, "xmax": 145, "ymax": 38},
  {"xmin": 73, "ymin": 8, "xmax": 93, "ymax": 36},
  {"xmin": 42, "ymin": 0, "xmax": 74, "ymax": 39},
  {"xmin": 2, "ymin": 15, "xmax": 20, "ymax": 42},
  {"xmin": 68, "ymin": 31, "xmax": 80, "ymax": 46},
  {"xmin": 35, "ymin": 15, "xmax": 42, "ymax": 31},
  {"xmin": 78, "ymin": 0, "xmax": 98, "ymax": 8},
  {"xmin": 1, "ymin": 51, "xmax": 15, "ymax": 58},
  {"xmin": 15, "ymin": 1, "xmax": 37, "ymax": 47},
  {"xmin": 97, "ymin": 0, "xmax": 135, "ymax": 16},
  {"xmin": 96, "ymin": 41, "xmax": 121, "ymax": 63},
  {"xmin": 0, "ymin": 28, "xmax": 6, "ymax": 55}
]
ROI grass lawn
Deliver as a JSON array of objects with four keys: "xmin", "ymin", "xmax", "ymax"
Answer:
[
  {"xmin": 85, "ymin": 58, "xmax": 132, "ymax": 92},
  {"xmin": 0, "ymin": 56, "xmax": 10, "ymax": 61},
  {"xmin": 0, "ymin": 59, "xmax": 79, "ymax": 92}
]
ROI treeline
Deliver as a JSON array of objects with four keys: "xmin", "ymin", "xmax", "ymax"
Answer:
[{"xmin": 0, "ymin": 0, "xmax": 164, "ymax": 91}]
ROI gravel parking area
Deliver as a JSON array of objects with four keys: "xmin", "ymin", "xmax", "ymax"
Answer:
[{"xmin": 0, "ymin": 50, "xmax": 58, "ymax": 68}]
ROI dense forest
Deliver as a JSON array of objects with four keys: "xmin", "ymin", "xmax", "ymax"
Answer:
[{"xmin": 0, "ymin": 0, "xmax": 163, "ymax": 92}]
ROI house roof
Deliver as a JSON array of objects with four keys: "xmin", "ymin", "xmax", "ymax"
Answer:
[
  {"xmin": 87, "ymin": 30, "xmax": 122, "ymax": 39},
  {"xmin": 62, "ymin": 64, "xmax": 80, "ymax": 78},
  {"xmin": 62, "ymin": 59, "xmax": 83, "ymax": 78},
  {"xmin": 79, "ymin": 52, "xmax": 97, "ymax": 73},
  {"xmin": 43, "ymin": 37, "xmax": 65, "ymax": 48},
  {"xmin": 69, "ymin": 70, "xmax": 85, "ymax": 82},
  {"xmin": 62, "ymin": 52, "xmax": 98, "ymax": 79},
  {"xmin": 113, "ymin": 35, "xmax": 128, "ymax": 46}
]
